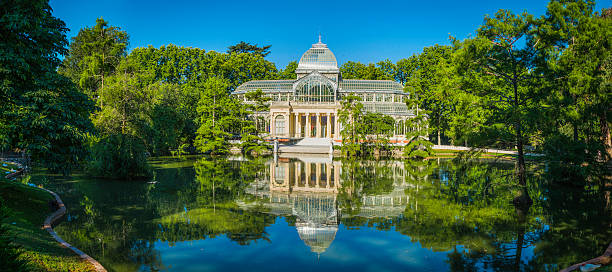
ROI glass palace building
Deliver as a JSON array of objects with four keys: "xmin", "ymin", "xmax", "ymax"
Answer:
[{"xmin": 232, "ymin": 38, "xmax": 413, "ymax": 142}]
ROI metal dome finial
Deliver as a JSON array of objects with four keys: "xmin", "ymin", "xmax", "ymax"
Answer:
[{"xmin": 318, "ymin": 33, "xmax": 321, "ymax": 43}]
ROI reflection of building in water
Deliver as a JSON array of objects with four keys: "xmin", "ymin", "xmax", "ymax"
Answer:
[{"xmin": 240, "ymin": 157, "xmax": 412, "ymax": 255}]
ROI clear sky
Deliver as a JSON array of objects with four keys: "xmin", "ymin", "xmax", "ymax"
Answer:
[{"xmin": 49, "ymin": 0, "xmax": 609, "ymax": 69}]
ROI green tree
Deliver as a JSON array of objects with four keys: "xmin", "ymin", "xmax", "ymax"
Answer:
[
  {"xmin": 195, "ymin": 77, "xmax": 241, "ymax": 154},
  {"xmin": 404, "ymin": 97, "xmax": 433, "ymax": 159},
  {"xmin": 340, "ymin": 61, "xmax": 392, "ymax": 80},
  {"xmin": 536, "ymin": 1, "xmax": 611, "ymax": 162},
  {"xmin": 278, "ymin": 61, "xmax": 298, "ymax": 79},
  {"xmin": 338, "ymin": 93, "xmax": 365, "ymax": 157},
  {"xmin": 0, "ymin": 0, "xmax": 94, "ymax": 174},
  {"xmin": 454, "ymin": 10, "xmax": 540, "ymax": 205},
  {"xmin": 362, "ymin": 112, "xmax": 395, "ymax": 154},
  {"xmin": 93, "ymin": 59, "xmax": 154, "ymax": 136},
  {"xmin": 406, "ymin": 45, "xmax": 455, "ymax": 146},
  {"xmin": 59, "ymin": 18, "xmax": 129, "ymax": 103},
  {"xmin": 227, "ymin": 41, "xmax": 271, "ymax": 57},
  {"xmin": 87, "ymin": 59, "xmax": 154, "ymax": 179},
  {"xmin": 447, "ymin": 92, "xmax": 488, "ymax": 147},
  {"xmin": 241, "ymin": 89, "xmax": 271, "ymax": 154}
]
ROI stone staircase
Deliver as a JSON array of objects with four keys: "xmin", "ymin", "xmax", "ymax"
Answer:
[
  {"xmin": 279, "ymin": 138, "xmax": 332, "ymax": 154},
  {"xmin": 295, "ymin": 138, "xmax": 332, "ymax": 146}
]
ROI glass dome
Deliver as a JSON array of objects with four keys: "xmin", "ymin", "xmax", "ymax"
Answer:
[{"xmin": 297, "ymin": 38, "xmax": 338, "ymax": 72}]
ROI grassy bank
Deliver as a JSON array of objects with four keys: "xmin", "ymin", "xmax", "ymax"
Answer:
[
  {"xmin": 432, "ymin": 149, "xmax": 515, "ymax": 159},
  {"xmin": 0, "ymin": 169, "xmax": 95, "ymax": 272}
]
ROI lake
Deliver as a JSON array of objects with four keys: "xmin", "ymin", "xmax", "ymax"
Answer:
[{"xmin": 31, "ymin": 155, "xmax": 611, "ymax": 272}]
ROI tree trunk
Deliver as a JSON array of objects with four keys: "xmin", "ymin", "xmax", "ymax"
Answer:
[
  {"xmin": 437, "ymin": 115, "xmax": 441, "ymax": 145},
  {"xmin": 512, "ymin": 79, "xmax": 532, "ymax": 207},
  {"xmin": 601, "ymin": 111, "xmax": 611, "ymax": 160},
  {"xmin": 573, "ymin": 122, "xmax": 579, "ymax": 142},
  {"xmin": 514, "ymin": 206, "xmax": 529, "ymax": 272}
]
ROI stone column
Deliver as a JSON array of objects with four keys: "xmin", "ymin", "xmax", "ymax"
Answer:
[
  {"xmin": 284, "ymin": 114, "xmax": 290, "ymax": 137},
  {"xmin": 270, "ymin": 113, "xmax": 276, "ymax": 138},
  {"xmin": 326, "ymin": 113, "xmax": 332, "ymax": 138},
  {"xmin": 292, "ymin": 113, "xmax": 297, "ymax": 138},
  {"xmin": 326, "ymin": 163, "xmax": 331, "ymax": 187},
  {"xmin": 305, "ymin": 113, "xmax": 310, "ymax": 138},
  {"xmin": 316, "ymin": 163, "xmax": 320, "ymax": 187},
  {"xmin": 295, "ymin": 113, "xmax": 302, "ymax": 138},
  {"xmin": 316, "ymin": 113, "xmax": 321, "ymax": 138},
  {"xmin": 335, "ymin": 114, "xmax": 340, "ymax": 139}
]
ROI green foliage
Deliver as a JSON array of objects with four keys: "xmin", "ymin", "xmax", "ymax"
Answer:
[
  {"xmin": 240, "ymin": 89, "xmax": 271, "ymax": 155},
  {"xmin": 339, "ymin": 61, "xmax": 392, "ymax": 80},
  {"xmin": 227, "ymin": 41, "xmax": 271, "ymax": 57},
  {"xmin": 277, "ymin": 61, "xmax": 298, "ymax": 79},
  {"xmin": 128, "ymin": 45, "xmax": 279, "ymax": 89},
  {"xmin": 338, "ymin": 93, "xmax": 365, "ymax": 157},
  {"xmin": 59, "ymin": 18, "xmax": 129, "ymax": 101},
  {"xmin": 404, "ymin": 99, "xmax": 434, "ymax": 159},
  {"xmin": 0, "ymin": 197, "xmax": 30, "ymax": 272},
  {"xmin": 93, "ymin": 58, "xmax": 155, "ymax": 136},
  {"xmin": 86, "ymin": 134, "xmax": 152, "ymax": 179},
  {"xmin": 362, "ymin": 112, "xmax": 395, "ymax": 153},
  {"xmin": 404, "ymin": 45, "xmax": 455, "ymax": 145},
  {"xmin": 195, "ymin": 77, "xmax": 241, "ymax": 154},
  {"xmin": 453, "ymin": 9, "xmax": 541, "ymax": 187},
  {"xmin": 542, "ymin": 133, "xmax": 607, "ymax": 184},
  {"xmin": 0, "ymin": 181, "xmax": 96, "ymax": 271},
  {"xmin": 0, "ymin": 0, "xmax": 94, "ymax": 174},
  {"xmin": 535, "ymin": 2, "xmax": 611, "ymax": 160}
]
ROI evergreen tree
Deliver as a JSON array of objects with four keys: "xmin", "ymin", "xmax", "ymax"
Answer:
[
  {"xmin": 195, "ymin": 77, "xmax": 241, "ymax": 154},
  {"xmin": 338, "ymin": 93, "xmax": 365, "ymax": 157},
  {"xmin": 404, "ymin": 97, "xmax": 434, "ymax": 159},
  {"xmin": 59, "ymin": 18, "xmax": 129, "ymax": 103},
  {"xmin": 227, "ymin": 41, "xmax": 271, "ymax": 57},
  {"xmin": 454, "ymin": 10, "xmax": 540, "ymax": 205},
  {"xmin": 241, "ymin": 89, "xmax": 271, "ymax": 154}
]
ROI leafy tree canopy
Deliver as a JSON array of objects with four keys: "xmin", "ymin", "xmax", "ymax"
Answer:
[{"xmin": 227, "ymin": 41, "xmax": 271, "ymax": 57}]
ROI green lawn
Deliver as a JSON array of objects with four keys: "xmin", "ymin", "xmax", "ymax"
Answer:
[{"xmin": 0, "ymin": 172, "xmax": 96, "ymax": 272}]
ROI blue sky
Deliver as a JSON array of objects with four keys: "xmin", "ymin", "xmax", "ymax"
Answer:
[{"xmin": 49, "ymin": 0, "xmax": 609, "ymax": 69}]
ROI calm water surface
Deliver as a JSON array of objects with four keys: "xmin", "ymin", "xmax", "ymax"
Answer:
[{"xmin": 32, "ymin": 156, "xmax": 611, "ymax": 272}]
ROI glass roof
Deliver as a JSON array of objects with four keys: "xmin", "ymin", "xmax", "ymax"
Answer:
[
  {"xmin": 234, "ymin": 80, "xmax": 293, "ymax": 94},
  {"xmin": 339, "ymin": 80, "xmax": 404, "ymax": 92},
  {"xmin": 296, "ymin": 39, "xmax": 338, "ymax": 72}
]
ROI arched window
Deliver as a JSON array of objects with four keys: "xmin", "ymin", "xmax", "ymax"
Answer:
[
  {"xmin": 275, "ymin": 115, "xmax": 285, "ymax": 136},
  {"xmin": 294, "ymin": 74, "xmax": 335, "ymax": 103}
]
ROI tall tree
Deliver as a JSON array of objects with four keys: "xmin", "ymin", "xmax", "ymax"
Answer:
[
  {"xmin": 340, "ymin": 61, "xmax": 392, "ymax": 80},
  {"xmin": 195, "ymin": 77, "xmax": 241, "ymax": 154},
  {"xmin": 536, "ymin": 1, "xmax": 611, "ymax": 161},
  {"xmin": 406, "ymin": 45, "xmax": 455, "ymax": 145},
  {"xmin": 338, "ymin": 93, "xmax": 365, "ymax": 157},
  {"xmin": 59, "ymin": 17, "xmax": 129, "ymax": 103},
  {"xmin": 404, "ymin": 95, "xmax": 434, "ymax": 159},
  {"xmin": 278, "ymin": 61, "xmax": 298, "ymax": 79},
  {"xmin": 454, "ymin": 10, "xmax": 540, "ymax": 205},
  {"xmin": 241, "ymin": 89, "xmax": 271, "ymax": 154},
  {"xmin": 0, "ymin": 0, "xmax": 94, "ymax": 174},
  {"xmin": 227, "ymin": 41, "xmax": 271, "ymax": 57}
]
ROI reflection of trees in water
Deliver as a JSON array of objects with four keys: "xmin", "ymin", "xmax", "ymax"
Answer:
[
  {"xmin": 51, "ymin": 156, "xmax": 274, "ymax": 271},
  {"xmin": 45, "ymin": 155, "xmax": 611, "ymax": 271}
]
